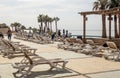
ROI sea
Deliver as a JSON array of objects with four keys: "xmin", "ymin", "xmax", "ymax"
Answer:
[{"xmin": 68, "ymin": 30, "xmax": 115, "ymax": 38}]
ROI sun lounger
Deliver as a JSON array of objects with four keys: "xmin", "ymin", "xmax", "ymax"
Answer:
[
  {"xmin": 78, "ymin": 40, "xmax": 104, "ymax": 56},
  {"xmin": 58, "ymin": 38, "xmax": 84, "ymax": 51},
  {"xmin": 103, "ymin": 41, "xmax": 120, "ymax": 60},
  {"xmin": 1, "ymin": 39, "xmax": 37, "ymax": 58},
  {"xmin": 12, "ymin": 49, "xmax": 68, "ymax": 77}
]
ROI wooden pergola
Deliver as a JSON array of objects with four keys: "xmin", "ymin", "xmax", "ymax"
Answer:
[{"xmin": 78, "ymin": 8, "xmax": 120, "ymax": 43}]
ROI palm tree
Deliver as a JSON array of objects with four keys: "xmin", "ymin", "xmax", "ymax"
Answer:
[
  {"xmin": 10, "ymin": 23, "xmax": 15, "ymax": 31},
  {"xmin": 0, "ymin": 23, "xmax": 9, "ymax": 28},
  {"xmin": 32, "ymin": 28, "xmax": 37, "ymax": 33},
  {"xmin": 20, "ymin": 25, "xmax": 26, "ymax": 32},
  {"xmin": 93, "ymin": 0, "xmax": 108, "ymax": 38},
  {"xmin": 49, "ymin": 17, "xmax": 54, "ymax": 33},
  {"xmin": 38, "ymin": 14, "xmax": 44, "ymax": 34},
  {"xmin": 43, "ymin": 15, "xmax": 49, "ymax": 33},
  {"xmin": 10, "ymin": 23, "xmax": 14, "ymax": 31},
  {"xmin": 21, "ymin": 25, "xmax": 26, "ymax": 30},
  {"xmin": 11, "ymin": 22, "xmax": 21, "ymax": 32},
  {"xmin": 106, "ymin": 0, "xmax": 120, "ymax": 38},
  {"xmin": 53, "ymin": 17, "xmax": 60, "ymax": 36}
]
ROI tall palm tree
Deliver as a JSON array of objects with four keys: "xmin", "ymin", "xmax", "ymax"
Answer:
[
  {"xmin": 106, "ymin": 0, "xmax": 120, "ymax": 38},
  {"xmin": 49, "ymin": 17, "xmax": 54, "ymax": 33},
  {"xmin": 54, "ymin": 17, "xmax": 60, "ymax": 36},
  {"xmin": 38, "ymin": 14, "xmax": 44, "ymax": 34},
  {"xmin": 93, "ymin": 0, "xmax": 108, "ymax": 38},
  {"xmin": 10, "ymin": 23, "xmax": 14, "ymax": 31},
  {"xmin": 10, "ymin": 23, "xmax": 15, "ymax": 31},
  {"xmin": 43, "ymin": 15, "xmax": 49, "ymax": 33}
]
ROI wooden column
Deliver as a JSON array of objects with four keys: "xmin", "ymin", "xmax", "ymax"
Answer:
[
  {"xmin": 83, "ymin": 15, "xmax": 87, "ymax": 43},
  {"xmin": 108, "ymin": 14, "xmax": 112, "ymax": 39},
  {"xmin": 118, "ymin": 14, "xmax": 120, "ymax": 38}
]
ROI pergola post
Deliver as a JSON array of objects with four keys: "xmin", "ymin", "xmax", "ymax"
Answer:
[
  {"xmin": 83, "ymin": 15, "xmax": 87, "ymax": 43},
  {"xmin": 108, "ymin": 14, "xmax": 112, "ymax": 39},
  {"xmin": 79, "ymin": 8, "xmax": 120, "ymax": 41},
  {"xmin": 118, "ymin": 14, "xmax": 120, "ymax": 38}
]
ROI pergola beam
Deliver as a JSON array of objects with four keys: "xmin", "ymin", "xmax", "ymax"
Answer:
[
  {"xmin": 79, "ymin": 8, "xmax": 120, "ymax": 41},
  {"xmin": 79, "ymin": 8, "xmax": 120, "ymax": 15}
]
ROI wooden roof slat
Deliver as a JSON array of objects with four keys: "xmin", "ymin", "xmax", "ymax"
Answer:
[{"xmin": 79, "ymin": 8, "xmax": 120, "ymax": 15}]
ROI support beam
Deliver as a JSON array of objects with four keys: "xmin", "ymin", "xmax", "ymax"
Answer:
[
  {"xmin": 83, "ymin": 15, "xmax": 87, "ymax": 43},
  {"xmin": 108, "ymin": 14, "xmax": 112, "ymax": 39},
  {"xmin": 118, "ymin": 14, "xmax": 120, "ymax": 38}
]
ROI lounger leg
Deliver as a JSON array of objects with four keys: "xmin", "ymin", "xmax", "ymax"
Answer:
[
  {"xmin": 25, "ymin": 65, "xmax": 33, "ymax": 75},
  {"xmin": 62, "ymin": 61, "xmax": 68, "ymax": 69},
  {"xmin": 49, "ymin": 62, "xmax": 56, "ymax": 71},
  {"xmin": 115, "ymin": 52, "xmax": 120, "ymax": 61},
  {"xmin": 49, "ymin": 62, "xmax": 60, "ymax": 71},
  {"xmin": 15, "ymin": 65, "xmax": 33, "ymax": 77}
]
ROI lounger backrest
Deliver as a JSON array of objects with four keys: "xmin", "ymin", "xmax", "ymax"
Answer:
[
  {"xmin": 39, "ymin": 36, "xmax": 44, "ymax": 41},
  {"xmin": 2, "ymin": 39, "xmax": 15, "ymax": 51},
  {"xmin": 86, "ymin": 40, "xmax": 95, "ymax": 45},
  {"xmin": 1, "ymin": 39, "xmax": 9, "ymax": 47},
  {"xmin": 7, "ymin": 41, "xmax": 16, "ymax": 51},
  {"xmin": 23, "ymin": 49, "xmax": 33, "ymax": 65},
  {"xmin": 106, "ymin": 42, "xmax": 117, "ymax": 49},
  {"xmin": 76, "ymin": 39, "xmax": 83, "ymax": 44}
]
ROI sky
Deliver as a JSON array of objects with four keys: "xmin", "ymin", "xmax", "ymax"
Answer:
[{"xmin": 0, "ymin": 0, "xmax": 108, "ymax": 35}]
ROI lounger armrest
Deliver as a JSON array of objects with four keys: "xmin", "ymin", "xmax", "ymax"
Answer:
[
  {"xmin": 12, "ymin": 62, "xmax": 31, "ymax": 69},
  {"xmin": 27, "ymin": 48, "xmax": 37, "ymax": 54},
  {"xmin": 11, "ymin": 42, "xmax": 20, "ymax": 45},
  {"xmin": 48, "ymin": 58, "xmax": 69, "ymax": 69}
]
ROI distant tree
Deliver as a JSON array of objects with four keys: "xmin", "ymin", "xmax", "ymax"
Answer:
[
  {"xmin": 38, "ymin": 14, "xmax": 60, "ymax": 36},
  {"xmin": 11, "ymin": 22, "xmax": 21, "ymax": 32},
  {"xmin": 0, "ymin": 23, "xmax": 9, "ymax": 28},
  {"xmin": 28, "ymin": 26, "xmax": 32, "ymax": 30},
  {"xmin": 53, "ymin": 17, "xmax": 60, "ymax": 36},
  {"xmin": 38, "ymin": 14, "xmax": 44, "ymax": 34},
  {"xmin": 21, "ymin": 25, "xmax": 26, "ymax": 30},
  {"xmin": 43, "ymin": 15, "xmax": 49, "ymax": 33},
  {"xmin": 32, "ymin": 28, "xmax": 38, "ymax": 33},
  {"xmin": 10, "ymin": 23, "xmax": 14, "ymax": 31},
  {"xmin": 49, "ymin": 17, "xmax": 54, "ymax": 33}
]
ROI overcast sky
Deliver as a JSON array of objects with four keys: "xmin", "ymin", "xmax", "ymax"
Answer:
[{"xmin": 0, "ymin": 0, "xmax": 106, "ymax": 34}]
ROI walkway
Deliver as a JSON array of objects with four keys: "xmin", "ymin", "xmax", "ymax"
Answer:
[{"xmin": 0, "ymin": 37, "xmax": 120, "ymax": 78}]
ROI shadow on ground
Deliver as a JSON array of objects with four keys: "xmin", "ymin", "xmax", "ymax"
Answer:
[{"xmin": 13, "ymin": 68, "xmax": 80, "ymax": 78}]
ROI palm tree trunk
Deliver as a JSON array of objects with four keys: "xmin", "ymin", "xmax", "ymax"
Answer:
[
  {"xmin": 45, "ymin": 22, "xmax": 47, "ymax": 33},
  {"xmin": 55, "ymin": 21, "xmax": 58, "ymax": 36},
  {"xmin": 114, "ymin": 15, "xmax": 119, "ymax": 38},
  {"xmin": 41, "ymin": 22, "xmax": 43, "ymax": 34},
  {"xmin": 108, "ymin": 14, "xmax": 112, "ymax": 39},
  {"xmin": 11, "ymin": 26, "xmax": 13, "ymax": 32},
  {"xmin": 39, "ymin": 24, "xmax": 41, "ymax": 34},
  {"xmin": 102, "ymin": 14, "xmax": 107, "ymax": 38},
  {"xmin": 50, "ymin": 22, "xmax": 52, "ymax": 31}
]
